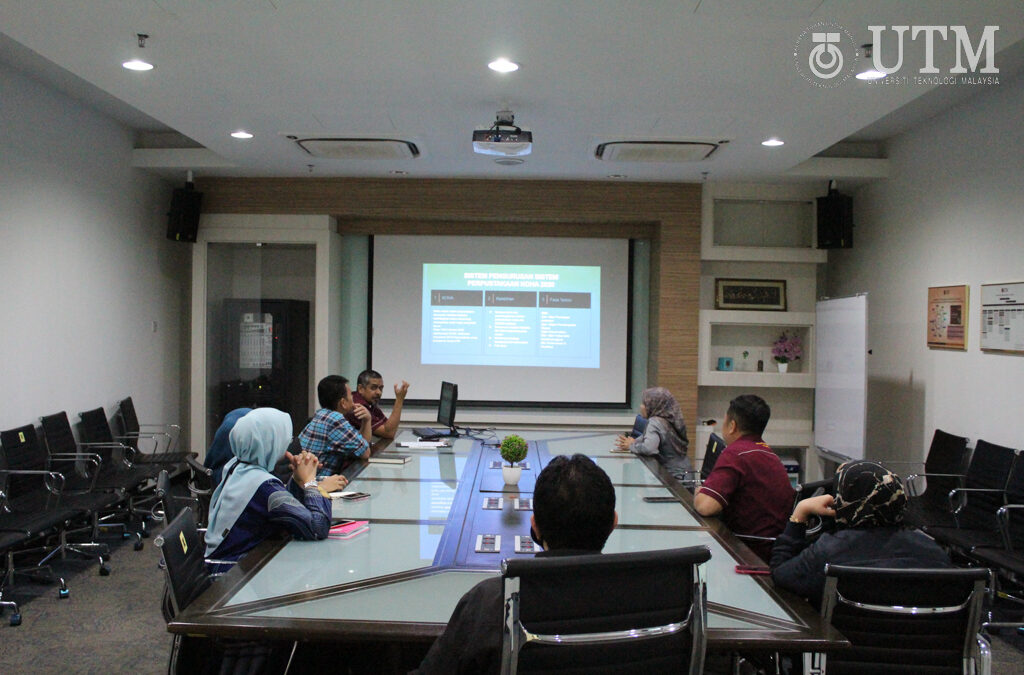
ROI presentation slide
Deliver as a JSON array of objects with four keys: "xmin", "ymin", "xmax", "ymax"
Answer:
[
  {"xmin": 370, "ymin": 235, "xmax": 631, "ymax": 406},
  {"xmin": 422, "ymin": 264, "xmax": 600, "ymax": 368}
]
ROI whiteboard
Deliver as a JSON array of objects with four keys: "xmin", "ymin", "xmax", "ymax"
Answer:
[{"xmin": 814, "ymin": 295, "xmax": 867, "ymax": 462}]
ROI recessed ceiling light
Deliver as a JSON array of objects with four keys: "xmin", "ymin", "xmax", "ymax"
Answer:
[
  {"xmin": 389, "ymin": 170, "xmax": 409, "ymax": 175},
  {"xmin": 856, "ymin": 70, "xmax": 886, "ymax": 81},
  {"xmin": 607, "ymin": 174, "xmax": 629, "ymax": 179},
  {"xmin": 230, "ymin": 130, "xmax": 254, "ymax": 139},
  {"xmin": 488, "ymin": 58, "xmax": 520, "ymax": 73},
  {"xmin": 494, "ymin": 157, "xmax": 525, "ymax": 165},
  {"xmin": 761, "ymin": 138, "xmax": 785, "ymax": 147},
  {"xmin": 122, "ymin": 59, "xmax": 154, "ymax": 71}
]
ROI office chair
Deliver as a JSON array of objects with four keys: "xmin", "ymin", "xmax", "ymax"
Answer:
[
  {"xmin": 500, "ymin": 545, "xmax": 711, "ymax": 674},
  {"xmin": 116, "ymin": 396, "xmax": 192, "ymax": 466},
  {"xmin": 1, "ymin": 423, "xmax": 116, "ymax": 577},
  {"xmin": 811, "ymin": 564, "xmax": 991, "ymax": 675},
  {"xmin": 156, "ymin": 507, "xmax": 292, "ymax": 674}
]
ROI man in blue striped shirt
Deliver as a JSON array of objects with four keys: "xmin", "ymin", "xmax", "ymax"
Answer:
[{"xmin": 298, "ymin": 375, "xmax": 372, "ymax": 478}]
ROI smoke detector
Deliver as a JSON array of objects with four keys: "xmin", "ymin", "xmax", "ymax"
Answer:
[{"xmin": 472, "ymin": 110, "xmax": 532, "ymax": 157}]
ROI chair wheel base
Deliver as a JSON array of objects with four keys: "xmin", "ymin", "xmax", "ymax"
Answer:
[
  {"xmin": 134, "ymin": 540, "xmax": 144, "ymax": 551},
  {"xmin": 99, "ymin": 564, "xmax": 111, "ymax": 576},
  {"xmin": 10, "ymin": 613, "xmax": 22, "ymax": 626},
  {"xmin": 58, "ymin": 588, "xmax": 70, "ymax": 599}
]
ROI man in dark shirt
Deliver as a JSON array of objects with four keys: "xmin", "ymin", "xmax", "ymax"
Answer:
[
  {"xmin": 343, "ymin": 368, "xmax": 409, "ymax": 439},
  {"xmin": 414, "ymin": 454, "xmax": 618, "ymax": 674},
  {"xmin": 693, "ymin": 394, "xmax": 795, "ymax": 560}
]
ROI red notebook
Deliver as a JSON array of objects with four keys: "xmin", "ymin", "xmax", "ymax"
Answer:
[{"xmin": 329, "ymin": 520, "xmax": 369, "ymax": 539}]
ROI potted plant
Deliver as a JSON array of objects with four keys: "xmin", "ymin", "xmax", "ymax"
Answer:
[
  {"xmin": 500, "ymin": 434, "xmax": 528, "ymax": 485},
  {"xmin": 771, "ymin": 331, "xmax": 803, "ymax": 373}
]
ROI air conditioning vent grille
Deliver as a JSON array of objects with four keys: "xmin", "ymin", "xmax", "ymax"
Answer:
[
  {"xmin": 595, "ymin": 141, "xmax": 720, "ymax": 163},
  {"xmin": 294, "ymin": 138, "xmax": 419, "ymax": 160}
]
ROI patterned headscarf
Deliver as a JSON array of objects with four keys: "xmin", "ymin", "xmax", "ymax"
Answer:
[
  {"xmin": 833, "ymin": 460, "xmax": 907, "ymax": 529},
  {"xmin": 641, "ymin": 387, "xmax": 689, "ymax": 454}
]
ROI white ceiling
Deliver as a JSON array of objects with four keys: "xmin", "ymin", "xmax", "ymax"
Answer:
[{"xmin": 1, "ymin": 0, "xmax": 1022, "ymax": 183}]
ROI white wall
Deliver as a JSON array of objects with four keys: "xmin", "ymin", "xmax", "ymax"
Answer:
[
  {"xmin": 827, "ymin": 74, "xmax": 1024, "ymax": 461},
  {"xmin": 0, "ymin": 61, "xmax": 190, "ymax": 442}
]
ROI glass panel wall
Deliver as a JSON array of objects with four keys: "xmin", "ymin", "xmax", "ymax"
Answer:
[{"xmin": 204, "ymin": 243, "xmax": 316, "ymax": 446}]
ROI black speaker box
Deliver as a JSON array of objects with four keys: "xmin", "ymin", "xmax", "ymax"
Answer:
[
  {"xmin": 816, "ymin": 189, "xmax": 853, "ymax": 249},
  {"xmin": 167, "ymin": 185, "xmax": 203, "ymax": 242}
]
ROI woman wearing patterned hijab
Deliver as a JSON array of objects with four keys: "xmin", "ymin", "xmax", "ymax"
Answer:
[
  {"xmin": 770, "ymin": 460, "xmax": 950, "ymax": 605},
  {"xmin": 614, "ymin": 386, "xmax": 692, "ymax": 481},
  {"xmin": 205, "ymin": 408, "xmax": 333, "ymax": 571}
]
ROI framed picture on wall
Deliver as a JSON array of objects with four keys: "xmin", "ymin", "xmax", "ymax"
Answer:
[
  {"xmin": 927, "ymin": 284, "xmax": 969, "ymax": 350},
  {"xmin": 714, "ymin": 278, "xmax": 787, "ymax": 311},
  {"xmin": 980, "ymin": 281, "xmax": 1024, "ymax": 353}
]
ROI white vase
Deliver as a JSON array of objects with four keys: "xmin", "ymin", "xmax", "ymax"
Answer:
[
  {"xmin": 777, "ymin": 362, "xmax": 788, "ymax": 373},
  {"xmin": 502, "ymin": 464, "xmax": 522, "ymax": 485}
]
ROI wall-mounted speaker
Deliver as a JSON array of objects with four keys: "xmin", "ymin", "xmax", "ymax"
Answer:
[
  {"xmin": 816, "ymin": 188, "xmax": 853, "ymax": 249},
  {"xmin": 167, "ymin": 183, "xmax": 203, "ymax": 242}
]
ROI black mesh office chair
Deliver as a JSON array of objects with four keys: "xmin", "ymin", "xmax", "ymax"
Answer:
[
  {"xmin": 813, "ymin": 564, "xmax": 991, "ymax": 675},
  {"xmin": 900, "ymin": 430, "xmax": 972, "ymax": 529},
  {"xmin": 500, "ymin": 545, "xmax": 711, "ymax": 674}
]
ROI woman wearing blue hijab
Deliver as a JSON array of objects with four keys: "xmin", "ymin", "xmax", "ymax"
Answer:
[{"xmin": 205, "ymin": 408, "xmax": 332, "ymax": 569}]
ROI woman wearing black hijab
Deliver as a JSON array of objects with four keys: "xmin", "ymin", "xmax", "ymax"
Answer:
[{"xmin": 770, "ymin": 460, "xmax": 951, "ymax": 605}]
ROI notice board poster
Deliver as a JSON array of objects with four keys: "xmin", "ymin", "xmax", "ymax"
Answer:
[
  {"xmin": 981, "ymin": 282, "xmax": 1024, "ymax": 353},
  {"xmin": 927, "ymin": 285, "xmax": 968, "ymax": 350}
]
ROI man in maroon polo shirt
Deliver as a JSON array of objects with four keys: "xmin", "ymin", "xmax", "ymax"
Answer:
[
  {"xmin": 694, "ymin": 394, "xmax": 795, "ymax": 561},
  {"xmin": 343, "ymin": 368, "xmax": 410, "ymax": 439}
]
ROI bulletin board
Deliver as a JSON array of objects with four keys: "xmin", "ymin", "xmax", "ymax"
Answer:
[
  {"xmin": 981, "ymin": 282, "xmax": 1024, "ymax": 353},
  {"xmin": 927, "ymin": 285, "xmax": 968, "ymax": 350}
]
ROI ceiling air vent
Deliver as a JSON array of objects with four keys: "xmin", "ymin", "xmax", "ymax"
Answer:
[
  {"xmin": 595, "ymin": 140, "xmax": 721, "ymax": 163},
  {"xmin": 292, "ymin": 137, "xmax": 420, "ymax": 160}
]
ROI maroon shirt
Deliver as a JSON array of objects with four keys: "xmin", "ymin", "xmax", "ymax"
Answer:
[
  {"xmin": 697, "ymin": 435, "xmax": 795, "ymax": 560},
  {"xmin": 344, "ymin": 391, "xmax": 388, "ymax": 433}
]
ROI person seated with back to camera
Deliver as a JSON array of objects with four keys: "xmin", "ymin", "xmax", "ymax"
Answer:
[
  {"xmin": 770, "ymin": 460, "xmax": 952, "ymax": 606},
  {"xmin": 615, "ymin": 386, "xmax": 692, "ymax": 481},
  {"xmin": 693, "ymin": 394, "xmax": 795, "ymax": 561},
  {"xmin": 205, "ymin": 408, "xmax": 333, "ymax": 572},
  {"xmin": 343, "ymin": 368, "xmax": 410, "ymax": 440},
  {"xmin": 413, "ymin": 454, "xmax": 619, "ymax": 675},
  {"xmin": 299, "ymin": 375, "xmax": 373, "ymax": 478},
  {"xmin": 205, "ymin": 407, "xmax": 252, "ymax": 489}
]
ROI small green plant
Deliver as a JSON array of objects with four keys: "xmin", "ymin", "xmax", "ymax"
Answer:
[{"xmin": 500, "ymin": 434, "xmax": 528, "ymax": 466}]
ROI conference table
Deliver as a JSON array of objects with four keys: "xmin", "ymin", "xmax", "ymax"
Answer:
[{"xmin": 169, "ymin": 428, "xmax": 844, "ymax": 659}]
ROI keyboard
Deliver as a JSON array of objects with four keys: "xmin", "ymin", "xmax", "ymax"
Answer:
[{"xmin": 412, "ymin": 427, "xmax": 449, "ymax": 439}]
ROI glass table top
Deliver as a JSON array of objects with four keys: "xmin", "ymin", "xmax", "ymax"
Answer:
[
  {"xmin": 331, "ymin": 480, "xmax": 458, "ymax": 522},
  {"xmin": 227, "ymin": 522, "xmax": 444, "ymax": 607},
  {"xmin": 615, "ymin": 485, "xmax": 702, "ymax": 527}
]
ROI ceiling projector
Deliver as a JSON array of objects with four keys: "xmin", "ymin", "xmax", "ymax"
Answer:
[{"xmin": 473, "ymin": 110, "xmax": 532, "ymax": 157}]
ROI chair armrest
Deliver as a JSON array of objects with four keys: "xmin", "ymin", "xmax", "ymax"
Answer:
[
  {"xmin": 46, "ymin": 453, "xmax": 102, "ymax": 490},
  {"xmin": 0, "ymin": 468, "xmax": 67, "ymax": 495},
  {"xmin": 947, "ymin": 487, "xmax": 1006, "ymax": 515},
  {"xmin": 79, "ymin": 440, "xmax": 137, "ymax": 467},
  {"xmin": 906, "ymin": 472, "xmax": 966, "ymax": 498},
  {"xmin": 996, "ymin": 504, "xmax": 1024, "ymax": 552}
]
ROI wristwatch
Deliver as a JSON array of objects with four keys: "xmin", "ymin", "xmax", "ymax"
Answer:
[{"xmin": 303, "ymin": 479, "xmax": 318, "ymax": 490}]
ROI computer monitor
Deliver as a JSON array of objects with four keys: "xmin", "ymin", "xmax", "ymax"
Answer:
[{"xmin": 436, "ymin": 381, "xmax": 458, "ymax": 435}]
